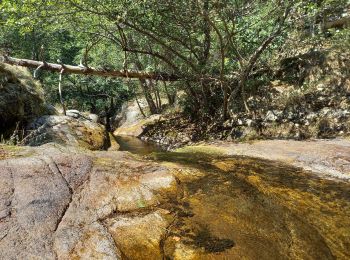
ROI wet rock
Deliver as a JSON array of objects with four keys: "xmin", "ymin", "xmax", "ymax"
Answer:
[{"xmin": 105, "ymin": 210, "xmax": 170, "ymax": 260}]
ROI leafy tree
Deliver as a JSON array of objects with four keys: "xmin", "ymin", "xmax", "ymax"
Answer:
[{"xmin": 1, "ymin": 0, "xmax": 348, "ymax": 122}]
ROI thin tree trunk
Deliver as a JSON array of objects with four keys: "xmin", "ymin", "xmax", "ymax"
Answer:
[
  {"xmin": 149, "ymin": 80, "xmax": 160, "ymax": 112},
  {"xmin": 58, "ymin": 69, "xmax": 67, "ymax": 115},
  {"xmin": 135, "ymin": 96, "xmax": 146, "ymax": 118},
  {"xmin": 222, "ymin": 82, "xmax": 229, "ymax": 120},
  {"xmin": 155, "ymin": 86, "xmax": 162, "ymax": 111},
  {"xmin": 104, "ymin": 105, "xmax": 110, "ymax": 131},
  {"xmin": 163, "ymin": 81, "xmax": 175, "ymax": 105},
  {"xmin": 150, "ymin": 80, "xmax": 161, "ymax": 112},
  {"xmin": 139, "ymin": 79, "xmax": 158, "ymax": 114},
  {"xmin": 240, "ymin": 80, "xmax": 250, "ymax": 113}
]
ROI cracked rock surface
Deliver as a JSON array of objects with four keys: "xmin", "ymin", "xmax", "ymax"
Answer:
[
  {"xmin": 0, "ymin": 144, "xmax": 178, "ymax": 260},
  {"xmin": 1, "ymin": 139, "xmax": 350, "ymax": 260}
]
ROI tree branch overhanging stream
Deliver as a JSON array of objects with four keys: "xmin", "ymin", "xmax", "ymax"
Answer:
[{"xmin": 0, "ymin": 55, "xmax": 180, "ymax": 81}]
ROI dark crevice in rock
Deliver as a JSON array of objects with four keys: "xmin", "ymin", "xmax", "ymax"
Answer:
[
  {"xmin": 53, "ymin": 199, "xmax": 71, "ymax": 232},
  {"xmin": 0, "ymin": 233, "xmax": 8, "ymax": 242},
  {"xmin": 75, "ymin": 169, "xmax": 92, "ymax": 195},
  {"xmin": 98, "ymin": 220, "xmax": 129, "ymax": 260},
  {"xmin": 100, "ymin": 205, "xmax": 164, "ymax": 223},
  {"xmin": 42, "ymin": 157, "xmax": 73, "ymax": 232}
]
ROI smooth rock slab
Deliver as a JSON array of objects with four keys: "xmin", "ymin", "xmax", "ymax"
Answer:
[
  {"xmin": 105, "ymin": 210, "xmax": 169, "ymax": 260},
  {"xmin": 0, "ymin": 145, "xmax": 179, "ymax": 259},
  {"xmin": 0, "ymin": 156, "xmax": 71, "ymax": 259}
]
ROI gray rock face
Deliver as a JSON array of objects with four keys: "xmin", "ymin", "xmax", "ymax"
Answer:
[
  {"xmin": 88, "ymin": 113, "xmax": 99, "ymax": 123},
  {"xmin": 0, "ymin": 145, "xmax": 92, "ymax": 259},
  {"xmin": 264, "ymin": 110, "xmax": 279, "ymax": 122},
  {"xmin": 65, "ymin": 109, "xmax": 99, "ymax": 122},
  {"xmin": 66, "ymin": 109, "xmax": 81, "ymax": 118},
  {"xmin": 0, "ymin": 144, "xmax": 178, "ymax": 260},
  {"xmin": 26, "ymin": 115, "xmax": 108, "ymax": 150}
]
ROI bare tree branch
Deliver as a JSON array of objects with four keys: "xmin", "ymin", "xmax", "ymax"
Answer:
[{"xmin": 1, "ymin": 56, "xmax": 180, "ymax": 81}]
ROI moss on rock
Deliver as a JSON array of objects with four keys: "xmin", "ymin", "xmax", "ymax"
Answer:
[{"xmin": 0, "ymin": 63, "xmax": 51, "ymax": 137}]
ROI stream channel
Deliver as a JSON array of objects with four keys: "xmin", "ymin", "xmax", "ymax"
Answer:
[{"xmin": 114, "ymin": 135, "xmax": 350, "ymax": 259}]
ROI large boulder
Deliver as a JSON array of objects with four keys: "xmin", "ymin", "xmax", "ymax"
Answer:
[
  {"xmin": 112, "ymin": 100, "xmax": 147, "ymax": 129},
  {"xmin": 0, "ymin": 63, "xmax": 52, "ymax": 136},
  {"xmin": 0, "ymin": 143, "xmax": 178, "ymax": 259},
  {"xmin": 113, "ymin": 100, "xmax": 161, "ymax": 137},
  {"xmin": 25, "ymin": 115, "xmax": 108, "ymax": 150}
]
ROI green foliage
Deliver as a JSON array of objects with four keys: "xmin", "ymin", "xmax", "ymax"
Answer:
[{"xmin": 0, "ymin": 0, "xmax": 349, "ymax": 120}]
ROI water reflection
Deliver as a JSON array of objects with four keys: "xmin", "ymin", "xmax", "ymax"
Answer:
[{"xmin": 114, "ymin": 135, "xmax": 164, "ymax": 155}]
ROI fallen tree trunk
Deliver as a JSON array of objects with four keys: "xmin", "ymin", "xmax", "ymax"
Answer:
[{"xmin": 0, "ymin": 56, "xmax": 180, "ymax": 81}]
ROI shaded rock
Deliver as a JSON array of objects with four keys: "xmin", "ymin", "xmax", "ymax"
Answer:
[
  {"xmin": 0, "ymin": 63, "xmax": 52, "ymax": 137},
  {"xmin": 45, "ymin": 104, "xmax": 59, "ymax": 115}
]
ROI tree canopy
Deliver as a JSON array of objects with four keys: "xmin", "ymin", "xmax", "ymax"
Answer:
[{"xmin": 1, "ymin": 0, "xmax": 349, "ymax": 119}]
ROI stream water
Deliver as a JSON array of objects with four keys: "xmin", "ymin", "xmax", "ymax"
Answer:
[
  {"xmin": 114, "ymin": 135, "xmax": 164, "ymax": 155},
  {"xmin": 115, "ymin": 136, "xmax": 350, "ymax": 259}
]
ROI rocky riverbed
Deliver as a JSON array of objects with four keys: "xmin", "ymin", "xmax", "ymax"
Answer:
[{"xmin": 1, "ymin": 136, "xmax": 350, "ymax": 259}]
